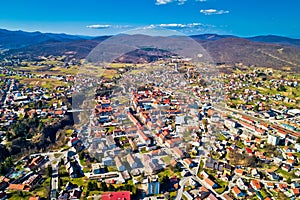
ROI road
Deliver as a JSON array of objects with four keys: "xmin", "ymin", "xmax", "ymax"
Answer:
[
  {"xmin": 33, "ymin": 150, "xmax": 67, "ymax": 199},
  {"xmin": 165, "ymin": 139, "xmax": 225, "ymax": 200},
  {"xmin": 175, "ymin": 177, "xmax": 189, "ymax": 200}
]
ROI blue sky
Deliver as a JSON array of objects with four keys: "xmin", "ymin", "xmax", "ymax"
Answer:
[{"xmin": 0, "ymin": 0, "xmax": 299, "ymax": 37}]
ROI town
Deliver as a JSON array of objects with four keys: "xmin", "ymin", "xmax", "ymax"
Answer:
[{"xmin": 0, "ymin": 54, "xmax": 300, "ymax": 200}]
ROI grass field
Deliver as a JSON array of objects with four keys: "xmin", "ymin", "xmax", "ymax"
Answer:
[
  {"xmin": 19, "ymin": 77, "xmax": 67, "ymax": 90},
  {"xmin": 18, "ymin": 65, "xmax": 50, "ymax": 71},
  {"xmin": 218, "ymin": 133, "xmax": 227, "ymax": 141},
  {"xmin": 161, "ymin": 155, "xmax": 172, "ymax": 164},
  {"xmin": 6, "ymin": 177, "xmax": 50, "ymax": 200},
  {"xmin": 7, "ymin": 191, "xmax": 32, "ymax": 200},
  {"xmin": 215, "ymin": 179, "xmax": 228, "ymax": 194},
  {"xmin": 158, "ymin": 167, "xmax": 182, "ymax": 180},
  {"xmin": 50, "ymin": 66, "xmax": 80, "ymax": 75},
  {"xmin": 275, "ymin": 168, "xmax": 295, "ymax": 180}
]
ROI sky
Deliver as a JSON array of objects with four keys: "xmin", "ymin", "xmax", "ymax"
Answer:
[{"xmin": 0, "ymin": 0, "xmax": 299, "ymax": 38}]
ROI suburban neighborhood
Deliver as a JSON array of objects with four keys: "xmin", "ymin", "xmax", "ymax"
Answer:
[{"xmin": 0, "ymin": 53, "xmax": 299, "ymax": 200}]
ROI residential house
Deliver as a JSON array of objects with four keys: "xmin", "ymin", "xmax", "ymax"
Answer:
[
  {"xmin": 207, "ymin": 193, "xmax": 218, "ymax": 200},
  {"xmin": 165, "ymin": 139, "xmax": 174, "ymax": 148},
  {"xmin": 223, "ymin": 194, "xmax": 234, "ymax": 200},
  {"xmin": 121, "ymin": 171, "xmax": 131, "ymax": 180},
  {"xmin": 236, "ymin": 178, "xmax": 247, "ymax": 190},
  {"xmin": 278, "ymin": 183, "xmax": 288, "ymax": 192},
  {"xmin": 170, "ymin": 159, "xmax": 178, "ymax": 168},
  {"xmin": 205, "ymin": 157, "xmax": 228, "ymax": 172},
  {"xmin": 250, "ymin": 180, "xmax": 262, "ymax": 190},
  {"xmin": 273, "ymin": 157, "xmax": 284, "ymax": 165},
  {"xmin": 295, "ymin": 170, "xmax": 300, "ymax": 177},
  {"xmin": 29, "ymin": 197, "xmax": 41, "ymax": 200},
  {"xmin": 282, "ymin": 164, "xmax": 291, "ymax": 172},
  {"xmin": 267, "ymin": 172, "xmax": 280, "ymax": 181},
  {"xmin": 267, "ymin": 134, "xmax": 280, "ymax": 146},
  {"xmin": 137, "ymin": 130, "xmax": 151, "ymax": 145},
  {"xmin": 28, "ymin": 156, "xmax": 46, "ymax": 169},
  {"xmin": 251, "ymin": 168, "xmax": 260, "ymax": 178},
  {"xmin": 106, "ymin": 135, "xmax": 117, "ymax": 149},
  {"xmin": 8, "ymin": 184, "xmax": 30, "ymax": 191},
  {"xmin": 92, "ymin": 163, "xmax": 105, "ymax": 174},
  {"xmin": 184, "ymin": 158, "xmax": 194, "ymax": 168},
  {"xmin": 114, "ymin": 156, "xmax": 125, "ymax": 172},
  {"xmin": 158, "ymin": 134, "xmax": 165, "ymax": 144},
  {"xmin": 127, "ymin": 154, "xmax": 137, "ymax": 169},
  {"xmin": 69, "ymin": 188, "xmax": 82, "ymax": 199},
  {"xmin": 232, "ymin": 186, "xmax": 245, "ymax": 198},
  {"xmin": 291, "ymin": 189, "xmax": 300, "ymax": 197},
  {"xmin": 265, "ymin": 182, "xmax": 274, "ymax": 189},
  {"xmin": 204, "ymin": 178, "xmax": 218, "ymax": 189},
  {"xmin": 286, "ymin": 153, "xmax": 295, "ymax": 160},
  {"xmin": 128, "ymin": 138, "xmax": 138, "ymax": 152},
  {"xmin": 245, "ymin": 148, "xmax": 253, "ymax": 156},
  {"xmin": 234, "ymin": 169, "xmax": 245, "ymax": 176},
  {"xmin": 291, "ymin": 182, "xmax": 300, "ymax": 189},
  {"xmin": 173, "ymin": 147, "xmax": 185, "ymax": 159},
  {"xmin": 102, "ymin": 157, "xmax": 113, "ymax": 166},
  {"xmin": 147, "ymin": 161, "xmax": 163, "ymax": 175},
  {"xmin": 23, "ymin": 174, "xmax": 42, "ymax": 188}
]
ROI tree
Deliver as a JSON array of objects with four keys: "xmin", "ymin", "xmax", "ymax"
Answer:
[
  {"xmin": 87, "ymin": 181, "xmax": 93, "ymax": 191},
  {"xmin": 47, "ymin": 164, "xmax": 53, "ymax": 177},
  {"xmin": 171, "ymin": 164, "xmax": 181, "ymax": 173},
  {"xmin": 59, "ymin": 158, "xmax": 64, "ymax": 166},
  {"xmin": 287, "ymin": 177, "xmax": 291, "ymax": 184},
  {"xmin": 277, "ymin": 85, "xmax": 286, "ymax": 92},
  {"xmin": 108, "ymin": 183, "xmax": 115, "ymax": 191},
  {"xmin": 131, "ymin": 185, "xmax": 137, "ymax": 195},
  {"xmin": 79, "ymin": 151, "xmax": 86, "ymax": 160},
  {"xmin": 278, "ymin": 191, "xmax": 287, "ymax": 199},
  {"xmin": 87, "ymin": 181, "xmax": 98, "ymax": 190},
  {"xmin": 85, "ymin": 190, "xmax": 90, "ymax": 198},
  {"xmin": 99, "ymin": 182, "xmax": 108, "ymax": 191},
  {"xmin": 161, "ymin": 175, "xmax": 170, "ymax": 192}
]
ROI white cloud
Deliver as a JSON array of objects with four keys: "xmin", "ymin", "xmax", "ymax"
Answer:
[
  {"xmin": 155, "ymin": 0, "xmax": 187, "ymax": 5},
  {"xmin": 86, "ymin": 24, "xmax": 133, "ymax": 29},
  {"xmin": 155, "ymin": 0, "xmax": 209, "ymax": 5},
  {"xmin": 158, "ymin": 23, "xmax": 209, "ymax": 28},
  {"xmin": 159, "ymin": 23, "xmax": 186, "ymax": 28},
  {"xmin": 200, "ymin": 9, "xmax": 229, "ymax": 15},
  {"xmin": 86, "ymin": 22, "xmax": 217, "ymax": 35},
  {"xmin": 155, "ymin": 0, "xmax": 173, "ymax": 5},
  {"xmin": 178, "ymin": 0, "xmax": 187, "ymax": 5},
  {"xmin": 86, "ymin": 24, "xmax": 111, "ymax": 29}
]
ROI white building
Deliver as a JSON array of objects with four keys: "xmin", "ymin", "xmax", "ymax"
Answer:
[
  {"xmin": 102, "ymin": 157, "xmax": 113, "ymax": 166},
  {"xmin": 267, "ymin": 134, "xmax": 280, "ymax": 146}
]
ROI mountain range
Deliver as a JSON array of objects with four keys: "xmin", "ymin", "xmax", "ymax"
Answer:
[{"xmin": 1, "ymin": 28, "xmax": 299, "ymax": 70}]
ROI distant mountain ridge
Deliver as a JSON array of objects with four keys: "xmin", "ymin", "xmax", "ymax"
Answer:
[
  {"xmin": 1, "ymin": 28, "xmax": 299, "ymax": 50},
  {"xmin": 0, "ymin": 28, "xmax": 87, "ymax": 49},
  {"xmin": 246, "ymin": 35, "xmax": 300, "ymax": 47},
  {"xmin": 0, "ymin": 28, "xmax": 299, "ymax": 70},
  {"xmin": 191, "ymin": 34, "xmax": 300, "ymax": 47}
]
